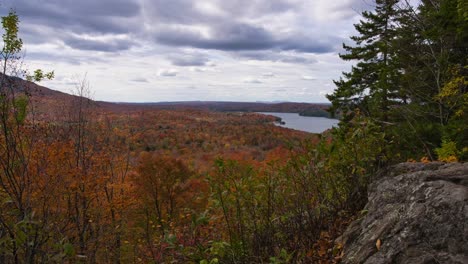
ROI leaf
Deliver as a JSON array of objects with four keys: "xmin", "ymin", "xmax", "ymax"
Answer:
[
  {"xmin": 63, "ymin": 243, "xmax": 75, "ymax": 257},
  {"xmin": 318, "ymin": 246, "xmax": 327, "ymax": 257},
  {"xmin": 376, "ymin": 239, "xmax": 382, "ymax": 251}
]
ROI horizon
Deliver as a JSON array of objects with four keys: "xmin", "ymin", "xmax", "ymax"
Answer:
[
  {"xmin": 2, "ymin": 0, "xmax": 370, "ymax": 103},
  {"xmin": 105, "ymin": 100, "xmax": 332, "ymax": 104}
]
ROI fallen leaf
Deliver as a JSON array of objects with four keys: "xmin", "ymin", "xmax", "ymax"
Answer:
[
  {"xmin": 319, "ymin": 246, "xmax": 327, "ymax": 257},
  {"xmin": 376, "ymin": 239, "xmax": 382, "ymax": 250}
]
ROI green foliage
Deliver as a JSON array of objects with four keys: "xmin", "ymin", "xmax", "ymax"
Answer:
[
  {"xmin": 202, "ymin": 241, "xmax": 230, "ymax": 263},
  {"xmin": 26, "ymin": 69, "xmax": 55, "ymax": 82},
  {"xmin": 13, "ymin": 95, "xmax": 28, "ymax": 123},
  {"xmin": 328, "ymin": 0, "xmax": 401, "ymax": 121},
  {"xmin": 328, "ymin": 0, "xmax": 467, "ymax": 161},
  {"xmin": 299, "ymin": 108, "xmax": 333, "ymax": 118},
  {"xmin": 269, "ymin": 249, "xmax": 292, "ymax": 264},
  {"xmin": 436, "ymin": 65, "xmax": 468, "ymax": 160},
  {"xmin": 321, "ymin": 115, "xmax": 388, "ymax": 209},
  {"xmin": 1, "ymin": 10, "xmax": 22, "ymax": 55},
  {"xmin": 206, "ymin": 117, "xmax": 387, "ymax": 262},
  {"xmin": 435, "ymin": 140, "xmax": 460, "ymax": 162},
  {"xmin": 208, "ymin": 159, "xmax": 256, "ymax": 261},
  {"xmin": 200, "ymin": 258, "xmax": 219, "ymax": 264},
  {"xmin": 442, "ymin": 118, "xmax": 468, "ymax": 161},
  {"xmin": 63, "ymin": 242, "xmax": 75, "ymax": 257}
]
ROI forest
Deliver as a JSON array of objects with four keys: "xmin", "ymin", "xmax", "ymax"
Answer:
[
  {"xmin": 0, "ymin": 0, "xmax": 466, "ymax": 263},
  {"xmin": 115, "ymin": 101, "xmax": 330, "ymax": 116}
]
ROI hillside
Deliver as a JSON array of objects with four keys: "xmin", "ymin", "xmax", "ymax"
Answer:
[
  {"xmin": 5, "ymin": 75, "xmax": 332, "ymax": 118},
  {"xmin": 5, "ymin": 75, "xmax": 314, "ymax": 168},
  {"xmin": 1, "ymin": 73, "xmax": 336, "ymax": 263},
  {"xmin": 117, "ymin": 101, "xmax": 331, "ymax": 115},
  {"xmin": 6, "ymin": 78, "xmax": 334, "ymax": 125},
  {"xmin": 4, "ymin": 75, "xmax": 69, "ymax": 98}
]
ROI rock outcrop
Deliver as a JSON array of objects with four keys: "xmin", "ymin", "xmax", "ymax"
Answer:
[{"xmin": 340, "ymin": 162, "xmax": 468, "ymax": 264}]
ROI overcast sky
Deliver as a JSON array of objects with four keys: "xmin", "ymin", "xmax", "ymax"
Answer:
[{"xmin": 2, "ymin": 0, "xmax": 370, "ymax": 103}]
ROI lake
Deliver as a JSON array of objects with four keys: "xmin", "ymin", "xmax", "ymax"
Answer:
[{"xmin": 258, "ymin": 112, "xmax": 339, "ymax": 134}]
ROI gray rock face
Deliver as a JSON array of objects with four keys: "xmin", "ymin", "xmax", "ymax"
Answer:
[{"xmin": 340, "ymin": 162, "xmax": 468, "ymax": 264}]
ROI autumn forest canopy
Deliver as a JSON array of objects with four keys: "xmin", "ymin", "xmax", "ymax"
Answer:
[{"xmin": 0, "ymin": 0, "xmax": 466, "ymax": 263}]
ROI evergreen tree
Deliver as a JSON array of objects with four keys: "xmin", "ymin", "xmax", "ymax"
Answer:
[
  {"xmin": 328, "ymin": 0, "xmax": 467, "ymax": 160},
  {"xmin": 397, "ymin": 0, "xmax": 466, "ymax": 122},
  {"xmin": 328, "ymin": 0, "xmax": 402, "ymax": 122},
  {"xmin": 395, "ymin": 0, "xmax": 467, "ymax": 159}
]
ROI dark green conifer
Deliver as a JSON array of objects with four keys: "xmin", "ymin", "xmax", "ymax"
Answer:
[{"xmin": 328, "ymin": 0, "xmax": 402, "ymax": 122}]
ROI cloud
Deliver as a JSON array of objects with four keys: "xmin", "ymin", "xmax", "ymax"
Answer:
[
  {"xmin": 2, "ymin": 0, "xmax": 365, "ymax": 103},
  {"xmin": 189, "ymin": 67, "xmax": 207, "ymax": 72},
  {"xmin": 167, "ymin": 53, "xmax": 212, "ymax": 67},
  {"xmin": 158, "ymin": 69, "xmax": 178, "ymax": 77},
  {"xmin": 62, "ymin": 34, "xmax": 137, "ymax": 52},
  {"xmin": 53, "ymin": 75, "xmax": 80, "ymax": 86},
  {"xmin": 130, "ymin": 77, "xmax": 149, "ymax": 83},
  {"xmin": 25, "ymin": 51, "xmax": 82, "ymax": 65},
  {"xmin": 302, "ymin": 75, "xmax": 316, "ymax": 80},
  {"xmin": 154, "ymin": 22, "xmax": 276, "ymax": 51},
  {"xmin": 142, "ymin": 0, "xmax": 341, "ymax": 53},
  {"xmin": 319, "ymin": 90, "xmax": 329, "ymax": 96},
  {"xmin": 238, "ymin": 51, "xmax": 318, "ymax": 64},
  {"xmin": 7, "ymin": 0, "xmax": 141, "ymax": 35},
  {"xmin": 7, "ymin": 0, "xmax": 347, "ymax": 55},
  {"xmin": 243, "ymin": 78, "xmax": 262, "ymax": 84},
  {"xmin": 154, "ymin": 22, "xmax": 336, "ymax": 53}
]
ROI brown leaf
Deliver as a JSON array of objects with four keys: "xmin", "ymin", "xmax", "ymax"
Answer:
[{"xmin": 376, "ymin": 239, "xmax": 382, "ymax": 251}]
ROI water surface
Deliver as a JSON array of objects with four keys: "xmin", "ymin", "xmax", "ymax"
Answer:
[{"xmin": 258, "ymin": 112, "xmax": 338, "ymax": 134}]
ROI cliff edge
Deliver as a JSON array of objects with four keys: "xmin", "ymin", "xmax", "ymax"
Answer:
[{"xmin": 340, "ymin": 162, "xmax": 468, "ymax": 264}]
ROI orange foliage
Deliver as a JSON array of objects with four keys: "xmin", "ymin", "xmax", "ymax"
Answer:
[{"xmin": 2, "ymin": 95, "xmax": 321, "ymax": 262}]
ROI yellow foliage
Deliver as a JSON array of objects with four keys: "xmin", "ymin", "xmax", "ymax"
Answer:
[
  {"xmin": 439, "ymin": 155, "xmax": 458, "ymax": 163},
  {"xmin": 420, "ymin": 157, "xmax": 431, "ymax": 163},
  {"xmin": 436, "ymin": 140, "xmax": 461, "ymax": 162}
]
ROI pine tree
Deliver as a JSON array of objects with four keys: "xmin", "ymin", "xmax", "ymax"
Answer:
[
  {"xmin": 393, "ymin": 0, "xmax": 467, "ymax": 159},
  {"xmin": 397, "ymin": 0, "xmax": 466, "ymax": 122},
  {"xmin": 328, "ymin": 0, "xmax": 402, "ymax": 122}
]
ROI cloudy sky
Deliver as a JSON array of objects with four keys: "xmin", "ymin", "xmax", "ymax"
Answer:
[{"xmin": 2, "ymin": 0, "xmax": 370, "ymax": 103}]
